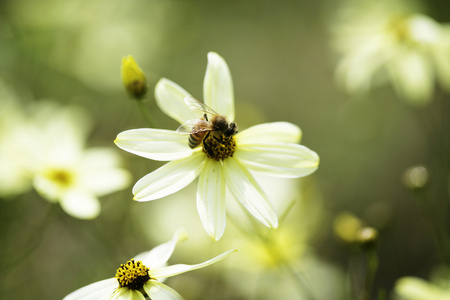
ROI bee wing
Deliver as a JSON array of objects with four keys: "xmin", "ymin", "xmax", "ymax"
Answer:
[
  {"xmin": 184, "ymin": 96, "xmax": 219, "ymax": 117},
  {"xmin": 176, "ymin": 119, "xmax": 213, "ymax": 135}
]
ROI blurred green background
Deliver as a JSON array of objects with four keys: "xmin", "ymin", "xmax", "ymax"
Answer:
[{"xmin": 1, "ymin": 0, "xmax": 449, "ymax": 299}]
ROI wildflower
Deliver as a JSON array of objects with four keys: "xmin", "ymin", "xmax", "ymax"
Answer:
[
  {"xmin": 121, "ymin": 55, "xmax": 147, "ymax": 100},
  {"xmin": 63, "ymin": 229, "xmax": 235, "ymax": 300},
  {"xmin": 395, "ymin": 275, "xmax": 450, "ymax": 300},
  {"xmin": 330, "ymin": 0, "xmax": 450, "ymax": 105},
  {"xmin": 115, "ymin": 52, "xmax": 319, "ymax": 240},
  {"xmin": 30, "ymin": 102, "xmax": 131, "ymax": 219},
  {"xmin": 333, "ymin": 212, "xmax": 364, "ymax": 243},
  {"xmin": 0, "ymin": 96, "xmax": 35, "ymax": 197}
]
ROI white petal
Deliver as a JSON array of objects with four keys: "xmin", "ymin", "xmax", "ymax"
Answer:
[
  {"xmin": 203, "ymin": 52, "xmax": 235, "ymax": 121},
  {"xmin": 154, "ymin": 78, "xmax": 197, "ymax": 124},
  {"xmin": 115, "ymin": 129, "xmax": 193, "ymax": 161},
  {"xmin": 395, "ymin": 277, "xmax": 445, "ymax": 300},
  {"xmin": 223, "ymin": 158, "xmax": 278, "ymax": 228},
  {"xmin": 111, "ymin": 288, "xmax": 145, "ymax": 300},
  {"xmin": 133, "ymin": 152, "xmax": 205, "ymax": 201},
  {"xmin": 388, "ymin": 50, "xmax": 434, "ymax": 105},
  {"xmin": 335, "ymin": 34, "xmax": 389, "ymax": 95},
  {"xmin": 234, "ymin": 142, "xmax": 319, "ymax": 178},
  {"xmin": 63, "ymin": 278, "xmax": 117, "ymax": 300},
  {"xmin": 197, "ymin": 159, "xmax": 226, "ymax": 241},
  {"xmin": 60, "ymin": 189, "xmax": 101, "ymax": 220},
  {"xmin": 80, "ymin": 168, "xmax": 131, "ymax": 197},
  {"xmin": 433, "ymin": 44, "xmax": 450, "ymax": 92},
  {"xmin": 80, "ymin": 148, "xmax": 123, "ymax": 169},
  {"xmin": 149, "ymin": 249, "xmax": 235, "ymax": 279},
  {"xmin": 135, "ymin": 229, "xmax": 188, "ymax": 270},
  {"xmin": 144, "ymin": 281, "xmax": 183, "ymax": 300},
  {"xmin": 79, "ymin": 148, "xmax": 131, "ymax": 196},
  {"xmin": 236, "ymin": 122, "xmax": 302, "ymax": 144}
]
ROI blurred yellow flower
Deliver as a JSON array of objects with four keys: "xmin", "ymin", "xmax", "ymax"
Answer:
[
  {"xmin": 331, "ymin": 0, "xmax": 450, "ymax": 105},
  {"xmin": 115, "ymin": 52, "xmax": 320, "ymax": 240},
  {"xmin": 64, "ymin": 229, "xmax": 235, "ymax": 300},
  {"xmin": 333, "ymin": 212, "xmax": 363, "ymax": 243},
  {"xmin": 121, "ymin": 55, "xmax": 147, "ymax": 100}
]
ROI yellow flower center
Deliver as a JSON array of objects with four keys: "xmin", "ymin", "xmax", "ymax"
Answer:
[
  {"xmin": 202, "ymin": 134, "xmax": 236, "ymax": 161},
  {"xmin": 115, "ymin": 259, "xmax": 151, "ymax": 290},
  {"xmin": 45, "ymin": 169, "xmax": 74, "ymax": 188}
]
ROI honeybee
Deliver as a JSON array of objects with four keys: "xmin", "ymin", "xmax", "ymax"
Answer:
[{"xmin": 177, "ymin": 96, "xmax": 238, "ymax": 149}]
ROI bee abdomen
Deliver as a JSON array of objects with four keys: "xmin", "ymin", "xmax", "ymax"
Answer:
[{"xmin": 189, "ymin": 132, "xmax": 204, "ymax": 148}]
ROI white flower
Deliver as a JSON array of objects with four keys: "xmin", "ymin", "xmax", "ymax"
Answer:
[
  {"xmin": 330, "ymin": 0, "xmax": 450, "ymax": 105},
  {"xmin": 115, "ymin": 52, "xmax": 319, "ymax": 240},
  {"xmin": 63, "ymin": 229, "xmax": 235, "ymax": 300},
  {"xmin": 0, "ymin": 95, "xmax": 35, "ymax": 197},
  {"xmin": 31, "ymin": 103, "xmax": 131, "ymax": 219},
  {"xmin": 395, "ymin": 276, "xmax": 450, "ymax": 300}
]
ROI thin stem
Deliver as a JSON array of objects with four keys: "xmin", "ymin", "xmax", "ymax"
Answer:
[
  {"xmin": 280, "ymin": 261, "xmax": 317, "ymax": 300},
  {"xmin": 362, "ymin": 249, "xmax": 378, "ymax": 300},
  {"xmin": 136, "ymin": 99, "xmax": 155, "ymax": 128}
]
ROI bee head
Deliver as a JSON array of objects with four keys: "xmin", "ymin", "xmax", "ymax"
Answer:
[{"xmin": 224, "ymin": 122, "xmax": 238, "ymax": 138}]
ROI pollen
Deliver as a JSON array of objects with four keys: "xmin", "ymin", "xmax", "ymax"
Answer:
[
  {"xmin": 202, "ymin": 135, "xmax": 236, "ymax": 161},
  {"xmin": 115, "ymin": 259, "xmax": 151, "ymax": 290}
]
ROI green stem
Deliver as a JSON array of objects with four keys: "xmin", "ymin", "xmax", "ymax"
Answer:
[
  {"xmin": 280, "ymin": 261, "xmax": 317, "ymax": 300},
  {"xmin": 362, "ymin": 249, "xmax": 378, "ymax": 300},
  {"xmin": 136, "ymin": 100, "xmax": 155, "ymax": 128}
]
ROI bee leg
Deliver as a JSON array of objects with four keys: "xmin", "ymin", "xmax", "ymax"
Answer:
[
  {"xmin": 202, "ymin": 139, "xmax": 216, "ymax": 158},
  {"xmin": 203, "ymin": 114, "xmax": 208, "ymax": 122},
  {"xmin": 212, "ymin": 135, "xmax": 223, "ymax": 144}
]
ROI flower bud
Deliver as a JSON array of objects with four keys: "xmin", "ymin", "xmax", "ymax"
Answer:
[
  {"xmin": 356, "ymin": 226, "xmax": 378, "ymax": 250},
  {"xmin": 121, "ymin": 55, "xmax": 147, "ymax": 100},
  {"xmin": 333, "ymin": 212, "xmax": 363, "ymax": 243}
]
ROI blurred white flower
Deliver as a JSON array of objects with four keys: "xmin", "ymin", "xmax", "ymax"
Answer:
[
  {"xmin": 0, "ymin": 95, "xmax": 131, "ymax": 219},
  {"xmin": 115, "ymin": 52, "xmax": 319, "ymax": 241},
  {"xmin": 0, "ymin": 96, "xmax": 35, "ymax": 197},
  {"xmin": 330, "ymin": 0, "xmax": 450, "ymax": 105},
  {"xmin": 63, "ymin": 229, "xmax": 235, "ymax": 300},
  {"xmin": 217, "ymin": 178, "xmax": 345, "ymax": 300},
  {"xmin": 29, "ymin": 102, "xmax": 131, "ymax": 219},
  {"xmin": 395, "ymin": 276, "xmax": 450, "ymax": 300}
]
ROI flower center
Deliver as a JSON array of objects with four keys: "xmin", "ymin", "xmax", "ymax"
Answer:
[
  {"xmin": 115, "ymin": 259, "xmax": 151, "ymax": 290},
  {"xmin": 202, "ymin": 133, "xmax": 236, "ymax": 161},
  {"xmin": 45, "ymin": 169, "xmax": 74, "ymax": 187}
]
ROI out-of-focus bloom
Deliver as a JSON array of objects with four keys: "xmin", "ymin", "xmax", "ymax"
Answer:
[
  {"xmin": 219, "ymin": 179, "xmax": 345, "ymax": 300},
  {"xmin": 356, "ymin": 226, "xmax": 378, "ymax": 248},
  {"xmin": 63, "ymin": 229, "xmax": 235, "ymax": 300},
  {"xmin": 0, "ymin": 96, "xmax": 35, "ymax": 197},
  {"xmin": 121, "ymin": 55, "xmax": 147, "ymax": 100},
  {"xmin": 395, "ymin": 272, "xmax": 450, "ymax": 300},
  {"xmin": 333, "ymin": 212, "xmax": 364, "ymax": 243},
  {"xmin": 30, "ymin": 103, "xmax": 131, "ymax": 219},
  {"xmin": 330, "ymin": 0, "xmax": 450, "ymax": 105},
  {"xmin": 402, "ymin": 165, "xmax": 429, "ymax": 190},
  {"xmin": 115, "ymin": 52, "xmax": 320, "ymax": 240},
  {"xmin": 0, "ymin": 94, "xmax": 131, "ymax": 219}
]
